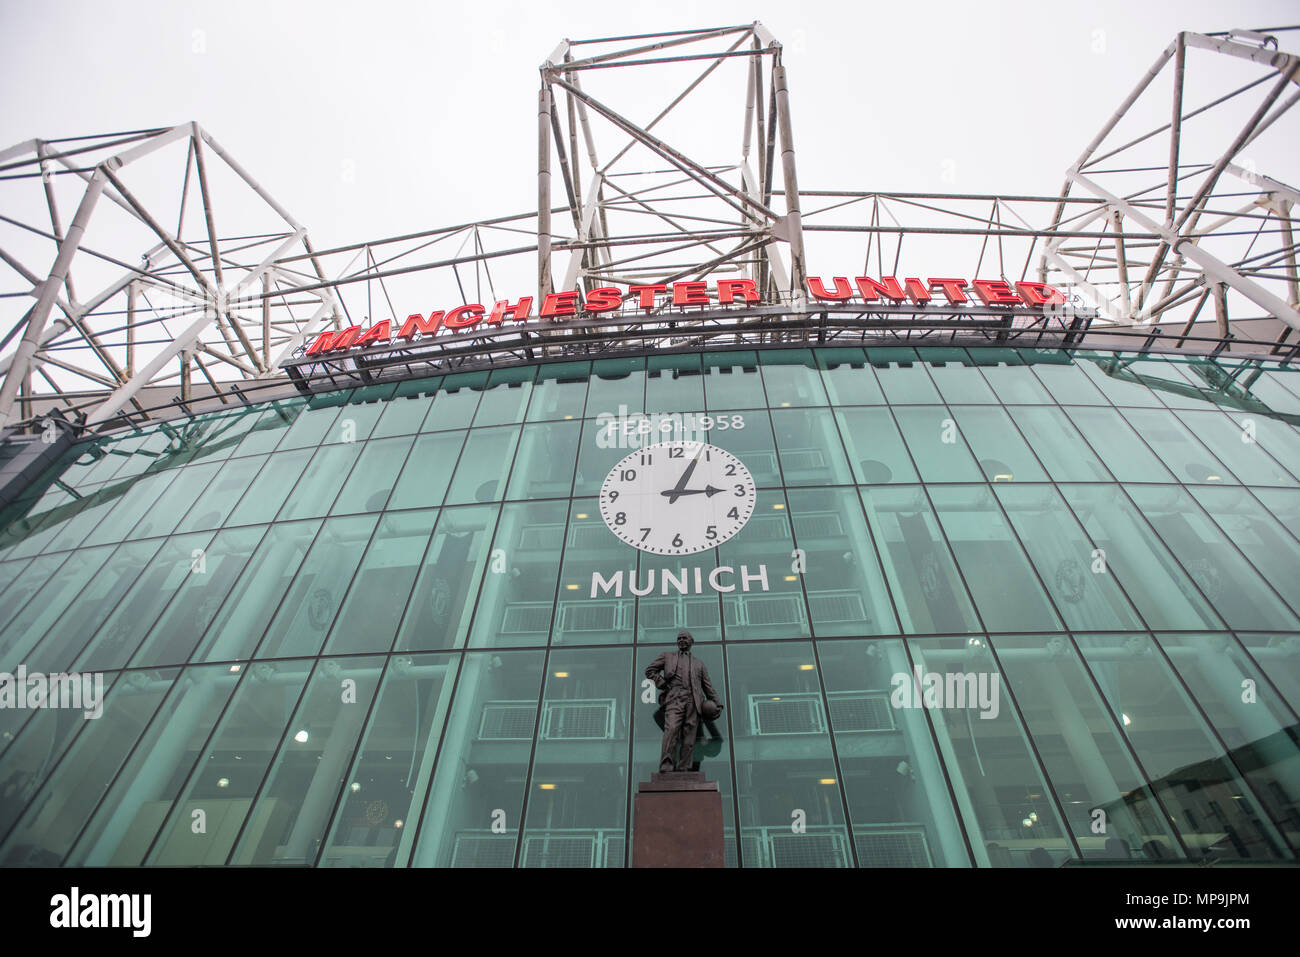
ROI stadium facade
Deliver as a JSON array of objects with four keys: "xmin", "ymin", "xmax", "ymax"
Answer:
[{"xmin": 0, "ymin": 24, "xmax": 1298, "ymax": 867}]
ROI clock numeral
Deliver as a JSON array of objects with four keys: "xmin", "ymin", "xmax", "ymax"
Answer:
[
  {"xmin": 614, "ymin": 512, "xmax": 627, "ymax": 526},
  {"xmin": 706, "ymin": 525, "xmax": 717, "ymax": 541},
  {"xmin": 704, "ymin": 449, "xmax": 711, "ymax": 460},
  {"xmin": 725, "ymin": 463, "xmax": 736, "ymax": 476},
  {"xmin": 640, "ymin": 453, "xmax": 653, "ymax": 465},
  {"xmin": 620, "ymin": 468, "xmax": 637, "ymax": 481},
  {"xmin": 727, "ymin": 507, "xmax": 740, "ymax": 520},
  {"xmin": 734, "ymin": 484, "xmax": 746, "ymax": 496},
  {"xmin": 669, "ymin": 447, "xmax": 684, "ymax": 459},
  {"xmin": 607, "ymin": 489, "xmax": 619, "ymax": 502},
  {"xmin": 639, "ymin": 527, "xmax": 651, "ymax": 542},
  {"xmin": 672, "ymin": 533, "xmax": 684, "ymax": 548}
]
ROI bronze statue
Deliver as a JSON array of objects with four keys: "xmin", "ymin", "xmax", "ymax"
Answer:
[{"xmin": 645, "ymin": 631, "xmax": 724, "ymax": 773}]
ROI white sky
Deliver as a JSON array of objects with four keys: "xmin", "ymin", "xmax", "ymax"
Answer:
[{"xmin": 3, "ymin": 0, "xmax": 1296, "ymax": 251}]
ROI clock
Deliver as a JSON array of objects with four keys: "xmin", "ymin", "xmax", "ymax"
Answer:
[{"xmin": 599, "ymin": 440, "xmax": 757, "ymax": 555}]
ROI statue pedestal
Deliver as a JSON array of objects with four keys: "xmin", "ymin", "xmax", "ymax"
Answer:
[{"xmin": 631, "ymin": 772, "xmax": 725, "ymax": 868}]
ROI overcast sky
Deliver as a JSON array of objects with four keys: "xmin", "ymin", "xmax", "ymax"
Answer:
[{"xmin": 3, "ymin": 0, "xmax": 1296, "ymax": 253}]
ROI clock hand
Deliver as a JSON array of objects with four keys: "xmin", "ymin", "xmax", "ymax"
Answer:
[
  {"xmin": 663, "ymin": 452, "xmax": 702, "ymax": 504},
  {"xmin": 660, "ymin": 485, "xmax": 723, "ymax": 498}
]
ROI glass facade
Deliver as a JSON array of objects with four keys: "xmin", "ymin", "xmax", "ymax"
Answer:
[{"xmin": 0, "ymin": 345, "xmax": 1298, "ymax": 867}]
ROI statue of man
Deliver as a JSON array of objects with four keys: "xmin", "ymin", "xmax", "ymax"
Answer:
[{"xmin": 645, "ymin": 631, "xmax": 724, "ymax": 773}]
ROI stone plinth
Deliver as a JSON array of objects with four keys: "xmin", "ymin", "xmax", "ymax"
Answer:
[{"xmin": 632, "ymin": 772, "xmax": 724, "ymax": 868}]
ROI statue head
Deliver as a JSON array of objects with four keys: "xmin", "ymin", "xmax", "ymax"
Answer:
[{"xmin": 676, "ymin": 630, "xmax": 694, "ymax": 651}]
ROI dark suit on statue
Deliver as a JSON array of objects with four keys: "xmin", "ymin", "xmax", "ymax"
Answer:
[{"xmin": 645, "ymin": 649, "xmax": 721, "ymax": 773}]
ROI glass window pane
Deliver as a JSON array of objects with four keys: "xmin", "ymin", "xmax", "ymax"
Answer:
[
  {"xmin": 0, "ymin": 552, "xmax": 73, "ymax": 644},
  {"xmin": 369, "ymin": 376, "xmax": 439, "ymax": 438},
  {"xmin": 1057, "ymin": 484, "xmax": 1223, "ymax": 630},
  {"xmin": 816, "ymin": 348, "xmax": 884, "ymax": 406},
  {"xmin": 469, "ymin": 500, "xmax": 567, "ymax": 648},
  {"xmin": 1068, "ymin": 407, "xmax": 1173, "ymax": 482},
  {"xmin": 506, "ymin": 420, "xmax": 579, "ymax": 501},
  {"xmin": 893, "ymin": 406, "xmax": 983, "ymax": 483},
  {"xmin": 229, "ymin": 656, "xmax": 383, "ymax": 865},
  {"xmin": 858, "ymin": 487, "xmax": 981, "ymax": 634},
  {"xmin": 424, "ymin": 373, "xmax": 484, "ymax": 432},
  {"xmin": 770, "ymin": 408, "xmax": 852, "ymax": 486},
  {"xmin": 1029, "ymin": 358, "xmax": 1108, "ymax": 405},
  {"xmin": 703, "ymin": 352, "xmax": 764, "ymax": 410},
  {"xmin": 949, "ymin": 406, "xmax": 1047, "ymax": 482},
  {"xmin": 527, "ymin": 361, "xmax": 589, "ymax": 422},
  {"xmin": 472, "ymin": 366, "xmax": 534, "ymax": 428},
  {"xmin": 588, "ymin": 357, "xmax": 645, "ymax": 418},
  {"xmin": 835, "ymin": 408, "xmax": 918, "ymax": 484},
  {"xmin": 787, "ymin": 487, "xmax": 898, "ymax": 636},
  {"xmin": 325, "ymin": 509, "xmax": 440, "ymax": 655},
  {"xmin": 275, "ymin": 392, "xmax": 347, "ymax": 450},
  {"xmin": 234, "ymin": 401, "xmax": 305, "ymax": 457},
  {"xmin": 993, "ymin": 484, "xmax": 1143, "ymax": 631},
  {"xmin": 394, "ymin": 504, "xmax": 499, "ymax": 652},
  {"xmin": 129, "ymin": 525, "xmax": 269, "ymax": 667},
  {"xmin": 127, "ymin": 462, "xmax": 223, "ymax": 541},
  {"xmin": 1157, "ymin": 634, "xmax": 1300, "ymax": 851},
  {"xmin": 79, "ymin": 470, "xmax": 181, "ymax": 547},
  {"xmin": 717, "ymin": 491, "xmax": 809, "ymax": 641},
  {"xmin": 925, "ymin": 349, "xmax": 999, "ymax": 404},
  {"xmin": 646, "ymin": 353, "xmax": 704, "ymax": 411},
  {"xmin": 980, "ymin": 352, "xmax": 1055, "ymax": 405},
  {"xmin": 331, "ymin": 435, "xmax": 417, "ymax": 515},
  {"xmin": 333, "ymin": 388, "xmax": 391, "ymax": 444},
  {"xmin": 410, "ymin": 649, "xmax": 546, "ymax": 866},
  {"xmin": 704, "ymin": 410, "xmax": 781, "ymax": 488},
  {"xmin": 195, "ymin": 520, "xmax": 322, "ymax": 662},
  {"xmin": 444, "ymin": 426, "xmax": 520, "ymax": 506},
  {"xmin": 319, "ymin": 652, "xmax": 460, "ymax": 867},
  {"xmin": 555, "ymin": 500, "xmax": 634, "ymax": 646},
  {"xmin": 1076, "ymin": 633, "xmax": 1292, "ymax": 860},
  {"xmin": 142, "ymin": 660, "xmax": 314, "ymax": 865},
  {"xmin": 254, "ymin": 514, "xmax": 380, "ymax": 659},
  {"xmin": 1010, "ymin": 406, "xmax": 1112, "ymax": 482},
  {"xmin": 1075, "ymin": 354, "xmax": 1164, "ymax": 407},
  {"xmin": 388, "ymin": 430, "xmax": 466, "ymax": 511},
  {"xmin": 0, "ymin": 669, "xmax": 171, "ymax": 867},
  {"xmin": 867, "ymin": 348, "xmax": 941, "ymax": 404},
  {"xmin": 225, "ymin": 447, "xmax": 314, "ymax": 526},
  {"xmin": 276, "ymin": 442, "xmax": 364, "ymax": 521},
  {"xmin": 1189, "ymin": 486, "xmax": 1300, "ymax": 615},
  {"xmin": 73, "ymin": 531, "xmax": 217, "ymax": 672},
  {"xmin": 761, "ymin": 349, "xmax": 830, "ymax": 408},
  {"xmin": 574, "ymin": 418, "xmax": 633, "ymax": 498},
  {"xmin": 1126, "ymin": 485, "xmax": 1298, "ymax": 631},
  {"xmin": 175, "ymin": 454, "xmax": 270, "ymax": 533},
  {"xmin": 817, "ymin": 639, "xmax": 969, "ymax": 866},
  {"xmin": 1237, "ymin": 633, "xmax": 1300, "ymax": 717},
  {"xmin": 63, "ymin": 663, "xmax": 242, "ymax": 866},
  {"xmin": 908, "ymin": 637, "xmax": 1076, "ymax": 866},
  {"xmin": 993, "ymin": 635, "xmax": 1185, "ymax": 861},
  {"xmin": 522, "ymin": 647, "xmax": 632, "ymax": 867},
  {"xmin": 1121, "ymin": 408, "xmax": 1237, "ymax": 485},
  {"xmin": 25, "ymin": 539, "xmax": 164, "ymax": 674},
  {"xmin": 1175, "ymin": 410, "xmax": 1299, "ymax": 486},
  {"xmin": 726, "ymin": 641, "xmax": 852, "ymax": 866},
  {"xmin": 927, "ymin": 485, "xmax": 1062, "ymax": 633}
]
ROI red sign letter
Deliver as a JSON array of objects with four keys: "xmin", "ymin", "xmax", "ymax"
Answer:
[
  {"xmin": 928, "ymin": 279, "xmax": 970, "ymax": 305},
  {"xmin": 583, "ymin": 287, "xmax": 623, "ymax": 313},
  {"xmin": 540, "ymin": 291, "xmax": 580, "ymax": 318},
  {"xmin": 971, "ymin": 280, "xmax": 1023, "ymax": 307},
  {"xmin": 855, "ymin": 277, "xmax": 907, "ymax": 302},
  {"xmin": 353, "ymin": 320, "xmax": 391, "ymax": 347},
  {"xmin": 1015, "ymin": 282, "xmax": 1067, "ymax": 307},
  {"xmin": 397, "ymin": 311, "xmax": 444, "ymax": 340},
  {"xmin": 904, "ymin": 279, "xmax": 932, "ymax": 305},
  {"xmin": 444, "ymin": 304, "xmax": 485, "ymax": 330},
  {"xmin": 717, "ymin": 279, "xmax": 759, "ymax": 305},
  {"xmin": 672, "ymin": 281, "xmax": 710, "ymax": 306},
  {"xmin": 627, "ymin": 284, "xmax": 667, "ymax": 311},
  {"xmin": 807, "ymin": 276, "xmax": 854, "ymax": 301},
  {"xmin": 486, "ymin": 297, "xmax": 533, "ymax": 324}
]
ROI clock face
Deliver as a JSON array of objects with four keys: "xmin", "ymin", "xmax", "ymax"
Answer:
[{"xmin": 599, "ymin": 440, "xmax": 757, "ymax": 555}]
